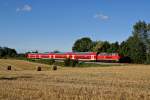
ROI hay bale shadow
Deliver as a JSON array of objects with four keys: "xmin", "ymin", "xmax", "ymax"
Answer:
[
  {"xmin": 0, "ymin": 75, "xmax": 32, "ymax": 80},
  {"xmin": 0, "ymin": 77, "xmax": 17, "ymax": 80}
]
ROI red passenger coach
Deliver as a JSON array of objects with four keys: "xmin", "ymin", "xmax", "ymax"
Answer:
[
  {"xmin": 97, "ymin": 53, "xmax": 121, "ymax": 61},
  {"xmin": 73, "ymin": 52, "xmax": 96, "ymax": 61},
  {"xmin": 27, "ymin": 52, "xmax": 121, "ymax": 62}
]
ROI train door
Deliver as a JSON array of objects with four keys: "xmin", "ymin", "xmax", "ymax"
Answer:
[
  {"xmin": 49, "ymin": 55, "xmax": 52, "ymax": 59},
  {"xmin": 67, "ymin": 55, "xmax": 70, "ymax": 58},
  {"xmin": 38, "ymin": 55, "xmax": 41, "ymax": 58},
  {"xmin": 72, "ymin": 55, "xmax": 75, "ymax": 59},
  {"xmin": 91, "ymin": 55, "xmax": 95, "ymax": 60},
  {"xmin": 53, "ymin": 55, "xmax": 55, "ymax": 59}
]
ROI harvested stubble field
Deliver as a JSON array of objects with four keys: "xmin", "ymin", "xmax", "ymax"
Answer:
[{"xmin": 0, "ymin": 59, "xmax": 150, "ymax": 100}]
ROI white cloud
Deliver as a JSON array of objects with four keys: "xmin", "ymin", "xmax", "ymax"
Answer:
[
  {"xmin": 94, "ymin": 13, "xmax": 109, "ymax": 20},
  {"xmin": 16, "ymin": 4, "xmax": 32, "ymax": 12}
]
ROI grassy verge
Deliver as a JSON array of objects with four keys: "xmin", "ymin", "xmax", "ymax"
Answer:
[
  {"xmin": 5, "ymin": 57, "xmax": 123, "ymax": 67},
  {"xmin": 76, "ymin": 62, "xmax": 117, "ymax": 67}
]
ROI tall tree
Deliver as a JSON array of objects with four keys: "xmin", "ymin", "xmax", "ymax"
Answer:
[
  {"xmin": 119, "ymin": 41, "xmax": 130, "ymax": 57},
  {"xmin": 127, "ymin": 36, "xmax": 146, "ymax": 63},
  {"xmin": 132, "ymin": 21, "xmax": 150, "ymax": 63},
  {"xmin": 133, "ymin": 21, "xmax": 149, "ymax": 52},
  {"xmin": 118, "ymin": 21, "xmax": 150, "ymax": 63},
  {"xmin": 100, "ymin": 41, "xmax": 110, "ymax": 52},
  {"xmin": 0, "ymin": 47, "xmax": 17, "ymax": 58},
  {"xmin": 0, "ymin": 47, "xmax": 5, "ymax": 57},
  {"xmin": 92, "ymin": 41, "xmax": 104, "ymax": 52},
  {"xmin": 72, "ymin": 37, "xmax": 93, "ymax": 52},
  {"xmin": 107, "ymin": 42, "xmax": 119, "ymax": 53}
]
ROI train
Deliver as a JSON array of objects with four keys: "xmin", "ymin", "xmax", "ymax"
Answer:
[{"xmin": 27, "ymin": 52, "xmax": 121, "ymax": 62}]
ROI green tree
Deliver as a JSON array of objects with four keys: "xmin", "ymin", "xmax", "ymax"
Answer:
[
  {"xmin": 92, "ymin": 41, "xmax": 104, "ymax": 52},
  {"xmin": 118, "ymin": 21, "xmax": 148, "ymax": 63},
  {"xmin": 119, "ymin": 41, "xmax": 130, "ymax": 57},
  {"xmin": 107, "ymin": 42, "xmax": 119, "ymax": 53},
  {"xmin": 100, "ymin": 41, "xmax": 110, "ymax": 52},
  {"xmin": 127, "ymin": 36, "xmax": 146, "ymax": 63},
  {"xmin": 0, "ymin": 47, "xmax": 17, "ymax": 58},
  {"xmin": 118, "ymin": 21, "xmax": 150, "ymax": 63},
  {"xmin": 72, "ymin": 37, "xmax": 93, "ymax": 52},
  {"xmin": 0, "ymin": 47, "xmax": 5, "ymax": 58},
  {"xmin": 132, "ymin": 21, "xmax": 150, "ymax": 63},
  {"xmin": 53, "ymin": 50, "xmax": 60, "ymax": 53}
]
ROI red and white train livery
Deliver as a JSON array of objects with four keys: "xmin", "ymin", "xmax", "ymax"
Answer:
[{"xmin": 27, "ymin": 52, "xmax": 121, "ymax": 61}]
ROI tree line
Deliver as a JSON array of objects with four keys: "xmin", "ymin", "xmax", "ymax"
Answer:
[
  {"xmin": 0, "ymin": 47, "xmax": 17, "ymax": 58},
  {"xmin": 72, "ymin": 21, "xmax": 150, "ymax": 64}
]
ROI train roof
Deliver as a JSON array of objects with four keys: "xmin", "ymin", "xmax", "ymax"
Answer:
[
  {"xmin": 28, "ymin": 52, "xmax": 119, "ymax": 55},
  {"xmin": 28, "ymin": 52, "xmax": 96, "ymax": 55}
]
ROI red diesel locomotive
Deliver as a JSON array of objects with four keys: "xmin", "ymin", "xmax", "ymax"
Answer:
[{"xmin": 27, "ymin": 52, "xmax": 121, "ymax": 62}]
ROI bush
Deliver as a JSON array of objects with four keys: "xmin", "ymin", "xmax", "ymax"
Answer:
[
  {"xmin": 71, "ymin": 59, "xmax": 79, "ymax": 67},
  {"xmin": 119, "ymin": 56, "xmax": 131, "ymax": 63},
  {"xmin": 64, "ymin": 58, "xmax": 79, "ymax": 67},
  {"xmin": 30, "ymin": 59, "xmax": 36, "ymax": 62},
  {"xmin": 64, "ymin": 58, "xmax": 71, "ymax": 66},
  {"xmin": 49, "ymin": 59, "xmax": 55, "ymax": 65},
  {"xmin": 54, "ymin": 61, "xmax": 64, "ymax": 66}
]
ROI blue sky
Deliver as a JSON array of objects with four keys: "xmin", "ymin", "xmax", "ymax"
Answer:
[{"xmin": 0, "ymin": 0, "xmax": 150, "ymax": 53}]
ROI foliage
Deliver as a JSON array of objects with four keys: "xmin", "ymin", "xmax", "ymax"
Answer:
[
  {"xmin": 53, "ymin": 50, "xmax": 60, "ymax": 53},
  {"xmin": 71, "ymin": 59, "xmax": 79, "ymax": 67},
  {"xmin": 64, "ymin": 58, "xmax": 71, "ymax": 66},
  {"xmin": 0, "ymin": 47, "xmax": 17, "ymax": 58},
  {"xmin": 99, "ymin": 41, "xmax": 110, "ymax": 52},
  {"xmin": 145, "ymin": 53, "xmax": 150, "ymax": 64},
  {"xmin": 49, "ymin": 59, "xmax": 55, "ymax": 65},
  {"xmin": 26, "ymin": 59, "xmax": 55, "ymax": 65},
  {"xmin": 64, "ymin": 58, "xmax": 78, "ymax": 67},
  {"xmin": 119, "ymin": 56, "xmax": 131, "ymax": 63},
  {"xmin": 132, "ymin": 21, "xmax": 150, "ymax": 63},
  {"xmin": 72, "ymin": 37, "xmax": 93, "ymax": 52},
  {"xmin": 92, "ymin": 41, "xmax": 119, "ymax": 53},
  {"xmin": 124, "ymin": 36, "xmax": 146, "ymax": 63},
  {"xmin": 119, "ymin": 41, "xmax": 129, "ymax": 57},
  {"xmin": 92, "ymin": 41, "xmax": 104, "ymax": 52},
  {"xmin": 107, "ymin": 42, "xmax": 119, "ymax": 53}
]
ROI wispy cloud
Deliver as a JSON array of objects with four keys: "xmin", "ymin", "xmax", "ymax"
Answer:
[
  {"xmin": 16, "ymin": 4, "xmax": 32, "ymax": 12},
  {"xmin": 94, "ymin": 13, "xmax": 109, "ymax": 20}
]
